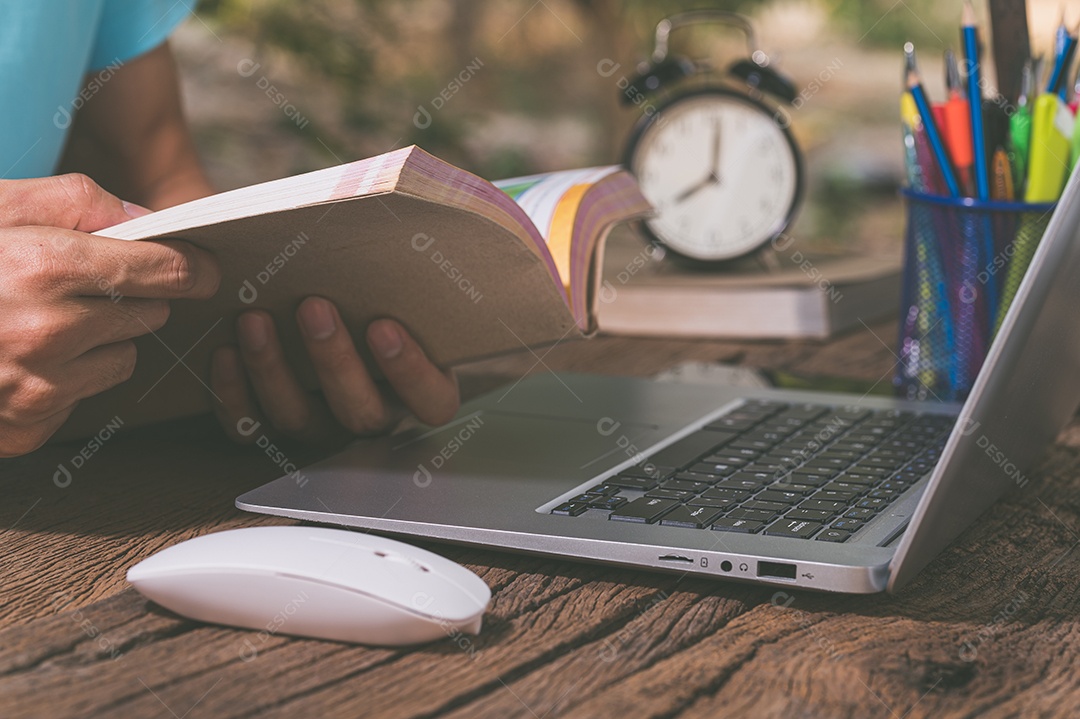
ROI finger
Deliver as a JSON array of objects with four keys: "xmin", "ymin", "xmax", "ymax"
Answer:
[
  {"xmin": 296, "ymin": 297, "xmax": 393, "ymax": 435},
  {"xmin": 0, "ymin": 408, "xmax": 76, "ymax": 458},
  {"xmin": 35, "ymin": 234, "xmax": 221, "ymax": 297},
  {"xmin": 236, "ymin": 311, "xmax": 336, "ymax": 441},
  {"xmin": 0, "ymin": 174, "xmax": 149, "ymax": 232},
  {"xmin": 0, "ymin": 341, "xmax": 137, "ymax": 427},
  {"xmin": 210, "ymin": 345, "xmax": 265, "ymax": 445},
  {"xmin": 366, "ymin": 319, "xmax": 459, "ymax": 427},
  {"xmin": 56, "ymin": 297, "xmax": 171, "ymax": 361},
  {"xmin": 68, "ymin": 340, "xmax": 139, "ymax": 403}
]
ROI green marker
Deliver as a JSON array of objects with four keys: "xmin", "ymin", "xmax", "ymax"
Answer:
[{"xmin": 1009, "ymin": 59, "xmax": 1033, "ymax": 191}]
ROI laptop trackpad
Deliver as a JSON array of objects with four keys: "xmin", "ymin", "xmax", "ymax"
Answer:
[{"xmin": 387, "ymin": 410, "xmax": 661, "ymax": 482}]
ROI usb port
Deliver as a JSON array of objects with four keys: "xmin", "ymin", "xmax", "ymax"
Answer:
[{"xmin": 757, "ymin": 561, "xmax": 797, "ymax": 580}]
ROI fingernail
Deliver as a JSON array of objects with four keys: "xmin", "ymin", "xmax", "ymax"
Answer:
[
  {"xmin": 298, "ymin": 298, "xmax": 336, "ymax": 341},
  {"xmin": 238, "ymin": 313, "xmax": 269, "ymax": 352},
  {"xmin": 122, "ymin": 201, "xmax": 152, "ymax": 218},
  {"xmin": 213, "ymin": 347, "xmax": 239, "ymax": 383},
  {"xmin": 369, "ymin": 321, "xmax": 403, "ymax": 359}
]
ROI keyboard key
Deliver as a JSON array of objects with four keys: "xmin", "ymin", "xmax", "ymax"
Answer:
[
  {"xmin": 729, "ymin": 439, "xmax": 777, "ymax": 451},
  {"xmin": 697, "ymin": 429, "xmax": 739, "ymax": 445},
  {"xmin": 812, "ymin": 489, "xmax": 858, "ymax": 502},
  {"xmin": 764, "ymin": 518, "xmax": 823, "ymax": 539},
  {"xmin": 674, "ymin": 471, "xmax": 727, "ymax": 484},
  {"xmin": 831, "ymin": 474, "xmax": 875, "ymax": 486},
  {"xmin": 571, "ymin": 493, "xmax": 598, "ymax": 503},
  {"xmin": 648, "ymin": 431, "xmax": 730, "ymax": 469},
  {"xmin": 645, "ymin": 489, "xmax": 695, "ymax": 501},
  {"xmin": 756, "ymin": 490, "xmax": 803, "ymax": 505},
  {"xmin": 609, "ymin": 497, "xmax": 678, "ymax": 523},
  {"xmin": 619, "ymin": 464, "xmax": 675, "ymax": 480},
  {"xmin": 830, "ymin": 518, "xmax": 864, "ymax": 531},
  {"xmin": 726, "ymin": 509, "xmax": 777, "ymax": 522},
  {"xmin": 787, "ymin": 471, "xmax": 833, "ymax": 485},
  {"xmin": 682, "ymin": 463, "xmax": 738, "ymax": 477},
  {"xmin": 660, "ymin": 505, "xmax": 726, "ymax": 529},
  {"xmin": 799, "ymin": 499, "xmax": 846, "ymax": 512},
  {"xmin": 711, "ymin": 518, "xmax": 765, "ymax": 533},
  {"xmin": 784, "ymin": 509, "xmax": 835, "ymax": 522},
  {"xmin": 588, "ymin": 496, "xmax": 627, "ymax": 511},
  {"xmin": 608, "ymin": 475, "xmax": 660, "ymax": 491},
  {"xmin": 698, "ymin": 455, "xmax": 750, "ymax": 467},
  {"xmin": 689, "ymin": 462, "xmax": 742, "ymax": 476},
  {"xmin": 688, "ymin": 496, "xmax": 738, "ymax": 509},
  {"xmin": 856, "ymin": 498, "xmax": 890, "ymax": 511},
  {"xmin": 715, "ymin": 478, "xmax": 767, "ymax": 491},
  {"xmin": 702, "ymin": 487, "xmax": 752, "ymax": 501},
  {"xmin": 822, "ymin": 481, "xmax": 868, "ymax": 493},
  {"xmin": 768, "ymin": 483, "xmax": 817, "ymax": 494},
  {"xmin": 661, "ymin": 479, "xmax": 709, "ymax": 493},
  {"xmin": 816, "ymin": 529, "xmax": 852, "ymax": 542},
  {"xmin": 742, "ymin": 500, "xmax": 788, "ymax": 513},
  {"xmin": 552, "ymin": 502, "xmax": 589, "ymax": 516},
  {"xmin": 589, "ymin": 484, "xmax": 622, "ymax": 495},
  {"xmin": 843, "ymin": 508, "xmax": 876, "ymax": 520}
]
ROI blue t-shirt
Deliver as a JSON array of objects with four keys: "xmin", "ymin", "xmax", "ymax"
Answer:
[{"xmin": 0, "ymin": 0, "xmax": 193, "ymax": 179}]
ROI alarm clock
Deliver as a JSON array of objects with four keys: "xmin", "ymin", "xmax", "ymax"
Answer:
[{"xmin": 621, "ymin": 11, "xmax": 805, "ymax": 264}]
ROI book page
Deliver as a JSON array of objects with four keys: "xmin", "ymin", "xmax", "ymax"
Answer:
[{"xmin": 495, "ymin": 167, "xmax": 621, "ymax": 287}]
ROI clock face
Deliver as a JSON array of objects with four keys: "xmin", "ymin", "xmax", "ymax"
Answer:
[{"xmin": 628, "ymin": 91, "xmax": 801, "ymax": 261}]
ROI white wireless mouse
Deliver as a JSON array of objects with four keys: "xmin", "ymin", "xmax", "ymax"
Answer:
[{"xmin": 126, "ymin": 526, "xmax": 491, "ymax": 646}]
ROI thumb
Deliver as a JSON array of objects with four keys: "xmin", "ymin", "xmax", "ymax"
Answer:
[{"xmin": 0, "ymin": 173, "xmax": 151, "ymax": 232}]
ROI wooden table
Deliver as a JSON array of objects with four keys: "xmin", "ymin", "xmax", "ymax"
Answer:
[{"xmin": 4, "ymin": 322, "xmax": 1080, "ymax": 718}]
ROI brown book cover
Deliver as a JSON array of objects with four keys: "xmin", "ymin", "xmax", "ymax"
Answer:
[
  {"xmin": 56, "ymin": 146, "xmax": 650, "ymax": 439},
  {"xmin": 598, "ymin": 230, "xmax": 903, "ymax": 340}
]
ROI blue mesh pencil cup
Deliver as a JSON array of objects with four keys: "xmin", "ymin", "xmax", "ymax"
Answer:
[{"xmin": 895, "ymin": 190, "xmax": 1056, "ymax": 402}]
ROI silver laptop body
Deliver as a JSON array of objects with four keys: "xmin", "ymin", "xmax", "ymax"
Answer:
[{"xmin": 238, "ymin": 165, "xmax": 1080, "ymax": 594}]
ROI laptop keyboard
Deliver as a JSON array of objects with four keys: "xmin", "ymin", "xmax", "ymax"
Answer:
[{"xmin": 550, "ymin": 400, "xmax": 953, "ymax": 543}]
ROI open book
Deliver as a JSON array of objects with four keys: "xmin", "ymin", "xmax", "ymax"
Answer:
[{"xmin": 58, "ymin": 146, "xmax": 650, "ymax": 438}]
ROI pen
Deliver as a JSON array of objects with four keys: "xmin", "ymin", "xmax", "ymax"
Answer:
[
  {"xmin": 962, "ymin": 0, "xmax": 991, "ymax": 201},
  {"xmin": 1047, "ymin": 19, "xmax": 1078, "ymax": 97},
  {"xmin": 905, "ymin": 43, "xmax": 962, "ymax": 197},
  {"xmin": 943, "ymin": 49, "xmax": 976, "ymax": 195}
]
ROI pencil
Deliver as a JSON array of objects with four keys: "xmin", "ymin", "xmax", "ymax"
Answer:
[
  {"xmin": 991, "ymin": 147, "xmax": 1015, "ymax": 200},
  {"xmin": 905, "ymin": 43, "xmax": 962, "ymax": 197},
  {"xmin": 962, "ymin": 0, "xmax": 991, "ymax": 202}
]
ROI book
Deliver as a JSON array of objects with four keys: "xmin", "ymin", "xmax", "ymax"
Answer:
[
  {"xmin": 57, "ymin": 146, "xmax": 650, "ymax": 439},
  {"xmin": 598, "ymin": 231, "xmax": 903, "ymax": 340}
]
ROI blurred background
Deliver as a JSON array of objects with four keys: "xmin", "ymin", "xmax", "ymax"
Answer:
[{"xmin": 177, "ymin": 0, "xmax": 1068, "ymax": 252}]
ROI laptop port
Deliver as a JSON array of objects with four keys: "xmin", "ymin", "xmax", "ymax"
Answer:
[
  {"xmin": 657, "ymin": 554, "xmax": 693, "ymax": 563},
  {"xmin": 757, "ymin": 561, "xmax": 797, "ymax": 580}
]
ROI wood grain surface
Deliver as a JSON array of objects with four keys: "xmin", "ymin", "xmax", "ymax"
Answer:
[{"xmin": 3, "ymin": 325, "xmax": 1080, "ymax": 719}]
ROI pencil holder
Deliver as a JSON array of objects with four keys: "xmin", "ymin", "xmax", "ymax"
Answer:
[{"xmin": 895, "ymin": 190, "xmax": 1055, "ymax": 402}]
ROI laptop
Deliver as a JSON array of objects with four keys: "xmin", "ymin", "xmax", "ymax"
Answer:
[{"xmin": 237, "ymin": 164, "xmax": 1080, "ymax": 594}]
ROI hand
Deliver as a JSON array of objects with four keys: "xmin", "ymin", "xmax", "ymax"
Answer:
[
  {"xmin": 210, "ymin": 298, "xmax": 460, "ymax": 446},
  {"xmin": 0, "ymin": 174, "xmax": 221, "ymax": 457}
]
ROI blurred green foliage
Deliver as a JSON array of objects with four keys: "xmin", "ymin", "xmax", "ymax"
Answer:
[{"xmin": 197, "ymin": 0, "xmax": 950, "ymax": 178}]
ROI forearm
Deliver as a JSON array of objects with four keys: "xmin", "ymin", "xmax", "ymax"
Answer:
[{"xmin": 57, "ymin": 42, "xmax": 215, "ymax": 210}]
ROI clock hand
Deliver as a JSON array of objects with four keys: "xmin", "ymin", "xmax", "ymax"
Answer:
[
  {"xmin": 711, "ymin": 120, "xmax": 722, "ymax": 177},
  {"xmin": 673, "ymin": 175, "xmax": 715, "ymax": 203}
]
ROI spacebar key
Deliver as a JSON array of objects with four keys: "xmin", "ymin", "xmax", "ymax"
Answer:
[{"xmin": 609, "ymin": 497, "xmax": 678, "ymax": 524}]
